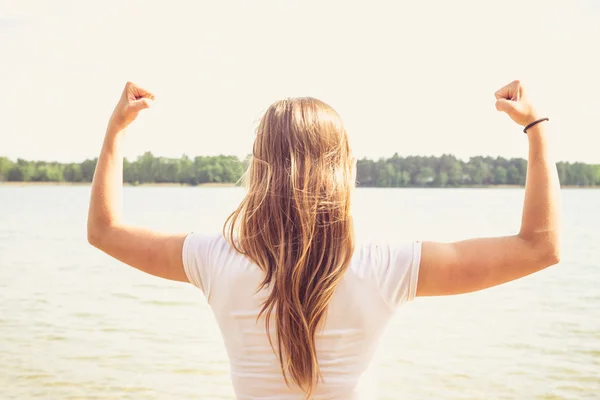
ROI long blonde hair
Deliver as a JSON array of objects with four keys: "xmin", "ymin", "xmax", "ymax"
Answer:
[{"xmin": 223, "ymin": 97, "xmax": 356, "ymax": 397}]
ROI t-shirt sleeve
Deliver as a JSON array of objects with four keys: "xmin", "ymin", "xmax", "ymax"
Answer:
[
  {"xmin": 376, "ymin": 240, "xmax": 422, "ymax": 310},
  {"xmin": 182, "ymin": 232, "xmax": 216, "ymax": 298}
]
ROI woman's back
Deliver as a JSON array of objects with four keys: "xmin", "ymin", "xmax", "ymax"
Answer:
[
  {"xmin": 88, "ymin": 80, "xmax": 561, "ymax": 399},
  {"xmin": 183, "ymin": 233, "xmax": 421, "ymax": 399}
]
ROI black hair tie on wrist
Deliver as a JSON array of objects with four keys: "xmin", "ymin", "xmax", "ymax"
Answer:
[{"xmin": 523, "ymin": 117, "xmax": 549, "ymax": 134}]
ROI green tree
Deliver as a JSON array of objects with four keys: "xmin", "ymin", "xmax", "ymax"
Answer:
[
  {"xmin": 0, "ymin": 157, "xmax": 14, "ymax": 181},
  {"xmin": 1, "ymin": 152, "xmax": 598, "ymax": 188},
  {"xmin": 415, "ymin": 167, "xmax": 435, "ymax": 186},
  {"xmin": 7, "ymin": 166, "xmax": 24, "ymax": 181},
  {"xmin": 63, "ymin": 163, "xmax": 83, "ymax": 182},
  {"xmin": 494, "ymin": 166, "xmax": 507, "ymax": 185},
  {"xmin": 507, "ymin": 165, "xmax": 521, "ymax": 185}
]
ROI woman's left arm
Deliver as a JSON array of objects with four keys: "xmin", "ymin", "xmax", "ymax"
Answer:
[{"xmin": 87, "ymin": 82, "xmax": 189, "ymax": 282}]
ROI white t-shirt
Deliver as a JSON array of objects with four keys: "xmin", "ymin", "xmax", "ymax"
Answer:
[{"xmin": 183, "ymin": 233, "xmax": 421, "ymax": 400}]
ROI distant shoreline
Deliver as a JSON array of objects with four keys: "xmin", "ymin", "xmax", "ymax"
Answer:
[
  {"xmin": 0, "ymin": 181, "xmax": 237, "ymax": 188},
  {"xmin": 1, "ymin": 181, "xmax": 598, "ymax": 189}
]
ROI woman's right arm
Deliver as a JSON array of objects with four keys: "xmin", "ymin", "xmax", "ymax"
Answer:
[{"xmin": 416, "ymin": 80, "xmax": 561, "ymax": 296}]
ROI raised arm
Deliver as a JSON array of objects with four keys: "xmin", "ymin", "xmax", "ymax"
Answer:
[
  {"xmin": 87, "ymin": 82, "xmax": 188, "ymax": 282},
  {"xmin": 417, "ymin": 80, "xmax": 561, "ymax": 296}
]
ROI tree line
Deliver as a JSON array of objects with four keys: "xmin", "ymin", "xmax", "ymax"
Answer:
[{"xmin": 1, "ymin": 152, "xmax": 599, "ymax": 187}]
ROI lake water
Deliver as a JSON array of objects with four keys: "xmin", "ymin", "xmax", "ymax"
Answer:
[{"xmin": 0, "ymin": 186, "xmax": 598, "ymax": 399}]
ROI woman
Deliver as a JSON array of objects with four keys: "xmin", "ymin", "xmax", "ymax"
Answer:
[{"xmin": 87, "ymin": 80, "xmax": 561, "ymax": 399}]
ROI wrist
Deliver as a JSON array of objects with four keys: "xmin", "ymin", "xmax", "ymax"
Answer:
[
  {"xmin": 523, "ymin": 117, "xmax": 549, "ymax": 134},
  {"xmin": 106, "ymin": 119, "xmax": 127, "ymax": 137},
  {"xmin": 103, "ymin": 127, "xmax": 125, "ymax": 148},
  {"xmin": 522, "ymin": 108, "xmax": 539, "ymax": 127},
  {"xmin": 525, "ymin": 121, "xmax": 550, "ymax": 148}
]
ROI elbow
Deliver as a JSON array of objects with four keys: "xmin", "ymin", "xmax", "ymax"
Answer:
[
  {"xmin": 519, "ymin": 231, "xmax": 561, "ymax": 267},
  {"xmin": 87, "ymin": 220, "xmax": 110, "ymax": 248},
  {"xmin": 87, "ymin": 225, "xmax": 103, "ymax": 247},
  {"xmin": 532, "ymin": 243, "xmax": 561, "ymax": 269},
  {"xmin": 545, "ymin": 244, "xmax": 561, "ymax": 266},
  {"xmin": 542, "ymin": 231, "xmax": 562, "ymax": 266}
]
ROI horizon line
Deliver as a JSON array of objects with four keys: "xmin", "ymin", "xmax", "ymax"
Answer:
[{"xmin": 1, "ymin": 152, "xmax": 598, "ymax": 166}]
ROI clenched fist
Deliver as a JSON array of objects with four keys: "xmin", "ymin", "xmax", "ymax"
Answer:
[
  {"xmin": 494, "ymin": 80, "xmax": 538, "ymax": 127},
  {"xmin": 108, "ymin": 82, "xmax": 155, "ymax": 132}
]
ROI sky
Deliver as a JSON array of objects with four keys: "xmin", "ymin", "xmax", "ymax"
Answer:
[{"xmin": 0, "ymin": 0, "xmax": 599, "ymax": 163}]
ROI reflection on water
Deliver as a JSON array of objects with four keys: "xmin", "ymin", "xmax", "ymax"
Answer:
[{"xmin": 1, "ymin": 186, "xmax": 599, "ymax": 399}]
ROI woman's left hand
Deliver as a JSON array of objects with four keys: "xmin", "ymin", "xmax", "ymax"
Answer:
[{"xmin": 108, "ymin": 81, "xmax": 155, "ymax": 133}]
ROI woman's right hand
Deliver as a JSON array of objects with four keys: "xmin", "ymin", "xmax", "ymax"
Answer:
[{"xmin": 494, "ymin": 80, "xmax": 538, "ymax": 127}]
